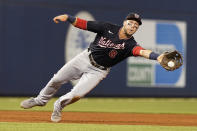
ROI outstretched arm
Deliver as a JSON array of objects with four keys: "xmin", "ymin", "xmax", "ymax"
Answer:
[
  {"xmin": 140, "ymin": 49, "xmax": 163, "ymax": 63},
  {"xmin": 132, "ymin": 46, "xmax": 164, "ymax": 63},
  {"xmin": 53, "ymin": 14, "xmax": 105, "ymax": 33},
  {"xmin": 53, "ymin": 14, "xmax": 87, "ymax": 30},
  {"xmin": 133, "ymin": 47, "xmax": 183, "ymax": 71},
  {"xmin": 139, "ymin": 49, "xmax": 164, "ymax": 63}
]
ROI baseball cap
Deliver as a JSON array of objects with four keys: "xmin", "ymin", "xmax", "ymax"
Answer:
[{"xmin": 125, "ymin": 13, "xmax": 142, "ymax": 25}]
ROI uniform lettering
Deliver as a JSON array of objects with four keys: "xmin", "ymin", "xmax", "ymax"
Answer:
[{"xmin": 98, "ymin": 37, "xmax": 125, "ymax": 49}]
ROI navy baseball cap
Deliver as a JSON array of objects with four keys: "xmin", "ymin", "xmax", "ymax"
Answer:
[{"xmin": 125, "ymin": 13, "xmax": 142, "ymax": 25}]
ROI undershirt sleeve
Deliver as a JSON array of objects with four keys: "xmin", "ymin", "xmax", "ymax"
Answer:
[{"xmin": 132, "ymin": 45, "xmax": 144, "ymax": 56}]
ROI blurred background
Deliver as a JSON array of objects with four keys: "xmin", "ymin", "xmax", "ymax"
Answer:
[{"xmin": 0, "ymin": 0, "xmax": 196, "ymax": 97}]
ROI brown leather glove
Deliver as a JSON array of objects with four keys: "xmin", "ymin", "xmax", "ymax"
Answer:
[{"xmin": 160, "ymin": 50, "xmax": 183, "ymax": 71}]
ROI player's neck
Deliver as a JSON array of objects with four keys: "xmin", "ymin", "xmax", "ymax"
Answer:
[{"xmin": 118, "ymin": 27, "xmax": 132, "ymax": 40}]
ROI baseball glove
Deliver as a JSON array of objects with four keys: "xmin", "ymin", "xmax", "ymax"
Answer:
[{"xmin": 160, "ymin": 50, "xmax": 183, "ymax": 71}]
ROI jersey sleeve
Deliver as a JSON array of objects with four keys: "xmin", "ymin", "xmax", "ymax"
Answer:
[
  {"xmin": 132, "ymin": 44, "xmax": 144, "ymax": 56},
  {"xmin": 73, "ymin": 17, "xmax": 88, "ymax": 30},
  {"xmin": 86, "ymin": 21, "xmax": 106, "ymax": 34},
  {"xmin": 72, "ymin": 17, "xmax": 108, "ymax": 34}
]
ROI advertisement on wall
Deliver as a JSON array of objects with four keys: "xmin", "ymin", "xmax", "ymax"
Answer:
[{"xmin": 127, "ymin": 20, "xmax": 187, "ymax": 88}]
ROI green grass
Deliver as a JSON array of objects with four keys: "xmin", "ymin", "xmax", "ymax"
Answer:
[
  {"xmin": 1, "ymin": 97, "xmax": 197, "ymax": 114},
  {"xmin": 1, "ymin": 97, "xmax": 197, "ymax": 131},
  {"xmin": 1, "ymin": 122, "xmax": 197, "ymax": 131}
]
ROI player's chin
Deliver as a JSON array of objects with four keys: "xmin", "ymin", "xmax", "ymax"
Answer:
[{"xmin": 127, "ymin": 31, "xmax": 135, "ymax": 36}]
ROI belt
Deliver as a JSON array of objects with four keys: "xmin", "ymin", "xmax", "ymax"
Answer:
[{"xmin": 88, "ymin": 52, "xmax": 108, "ymax": 71}]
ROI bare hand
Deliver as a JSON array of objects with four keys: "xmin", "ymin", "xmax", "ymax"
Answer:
[
  {"xmin": 157, "ymin": 54, "xmax": 164, "ymax": 63},
  {"xmin": 53, "ymin": 14, "xmax": 68, "ymax": 23}
]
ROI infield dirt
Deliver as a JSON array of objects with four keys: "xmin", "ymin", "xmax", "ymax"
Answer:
[{"xmin": 0, "ymin": 111, "xmax": 197, "ymax": 126}]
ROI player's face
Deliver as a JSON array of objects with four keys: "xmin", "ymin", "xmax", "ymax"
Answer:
[{"xmin": 123, "ymin": 20, "xmax": 139, "ymax": 36}]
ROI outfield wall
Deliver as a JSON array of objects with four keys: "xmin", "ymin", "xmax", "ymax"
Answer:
[{"xmin": 0, "ymin": 0, "xmax": 196, "ymax": 97}]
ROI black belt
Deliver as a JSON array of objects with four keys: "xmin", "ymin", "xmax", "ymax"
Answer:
[{"xmin": 88, "ymin": 50, "xmax": 108, "ymax": 70}]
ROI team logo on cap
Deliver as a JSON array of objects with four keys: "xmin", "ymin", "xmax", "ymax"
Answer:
[{"xmin": 134, "ymin": 13, "xmax": 140, "ymax": 18}]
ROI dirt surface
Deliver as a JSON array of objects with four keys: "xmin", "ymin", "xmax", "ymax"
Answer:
[{"xmin": 0, "ymin": 110, "xmax": 197, "ymax": 126}]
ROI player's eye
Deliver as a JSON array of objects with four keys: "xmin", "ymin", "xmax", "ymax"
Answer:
[
  {"xmin": 126, "ymin": 21, "xmax": 139, "ymax": 30},
  {"xmin": 127, "ymin": 22, "xmax": 133, "ymax": 26}
]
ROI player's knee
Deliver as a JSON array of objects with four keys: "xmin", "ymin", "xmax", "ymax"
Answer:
[
  {"xmin": 67, "ymin": 91, "xmax": 83, "ymax": 104},
  {"xmin": 68, "ymin": 96, "xmax": 81, "ymax": 105},
  {"xmin": 72, "ymin": 90, "xmax": 86, "ymax": 98},
  {"xmin": 59, "ymin": 92, "xmax": 81, "ymax": 106},
  {"xmin": 51, "ymin": 74, "xmax": 64, "ymax": 87}
]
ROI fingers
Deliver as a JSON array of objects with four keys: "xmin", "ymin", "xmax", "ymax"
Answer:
[
  {"xmin": 53, "ymin": 15, "xmax": 68, "ymax": 24},
  {"xmin": 53, "ymin": 17, "xmax": 59, "ymax": 24}
]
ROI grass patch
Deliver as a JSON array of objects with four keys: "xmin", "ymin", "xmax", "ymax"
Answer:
[
  {"xmin": 1, "ymin": 122, "xmax": 197, "ymax": 131},
  {"xmin": 0, "ymin": 97, "xmax": 197, "ymax": 114}
]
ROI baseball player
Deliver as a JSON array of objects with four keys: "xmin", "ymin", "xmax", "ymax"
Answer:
[{"xmin": 20, "ymin": 12, "xmax": 168, "ymax": 122}]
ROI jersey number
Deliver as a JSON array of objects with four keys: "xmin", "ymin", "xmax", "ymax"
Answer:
[{"xmin": 109, "ymin": 49, "xmax": 118, "ymax": 59}]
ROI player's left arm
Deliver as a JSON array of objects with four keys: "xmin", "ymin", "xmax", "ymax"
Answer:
[
  {"xmin": 132, "ymin": 46, "xmax": 164, "ymax": 63},
  {"xmin": 140, "ymin": 49, "xmax": 164, "ymax": 63}
]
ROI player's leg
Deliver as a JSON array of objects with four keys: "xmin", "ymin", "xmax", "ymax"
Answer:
[
  {"xmin": 20, "ymin": 51, "xmax": 86, "ymax": 109},
  {"xmin": 51, "ymin": 69, "xmax": 109, "ymax": 122},
  {"xmin": 34, "ymin": 60, "xmax": 83, "ymax": 105}
]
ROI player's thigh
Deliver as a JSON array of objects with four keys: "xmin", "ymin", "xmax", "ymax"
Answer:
[
  {"xmin": 53, "ymin": 59, "xmax": 83, "ymax": 83},
  {"xmin": 71, "ymin": 71, "xmax": 108, "ymax": 97}
]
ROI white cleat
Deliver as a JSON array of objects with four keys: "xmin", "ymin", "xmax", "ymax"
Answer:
[
  {"xmin": 20, "ymin": 97, "xmax": 43, "ymax": 109},
  {"xmin": 51, "ymin": 110, "xmax": 62, "ymax": 122},
  {"xmin": 51, "ymin": 99, "xmax": 62, "ymax": 122}
]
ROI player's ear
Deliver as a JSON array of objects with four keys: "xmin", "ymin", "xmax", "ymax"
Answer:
[{"xmin": 123, "ymin": 20, "xmax": 127, "ymax": 26}]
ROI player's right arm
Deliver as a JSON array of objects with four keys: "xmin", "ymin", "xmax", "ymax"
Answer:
[
  {"xmin": 53, "ymin": 14, "xmax": 105, "ymax": 33},
  {"xmin": 53, "ymin": 14, "xmax": 69, "ymax": 23}
]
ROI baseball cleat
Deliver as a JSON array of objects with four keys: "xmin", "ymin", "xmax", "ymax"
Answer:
[
  {"xmin": 51, "ymin": 99, "xmax": 62, "ymax": 122},
  {"xmin": 51, "ymin": 110, "xmax": 62, "ymax": 122},
  {"xmin": 20, "ymin": 97, "xmax": 43, "ymax": 109}
]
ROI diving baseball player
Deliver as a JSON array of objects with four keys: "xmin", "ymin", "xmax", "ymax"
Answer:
[{"xmin": 20, "ymin": 12, "xmax": 182, "ymax": 122}]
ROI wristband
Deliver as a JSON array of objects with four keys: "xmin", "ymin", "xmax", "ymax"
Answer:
[
  {"xmin": 149, "ymin": 52, "xmax": 159, "ymax": 60},
  {"xmin": 67, "ymin": 15, "xmax": 76, "ymax": 23}
]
